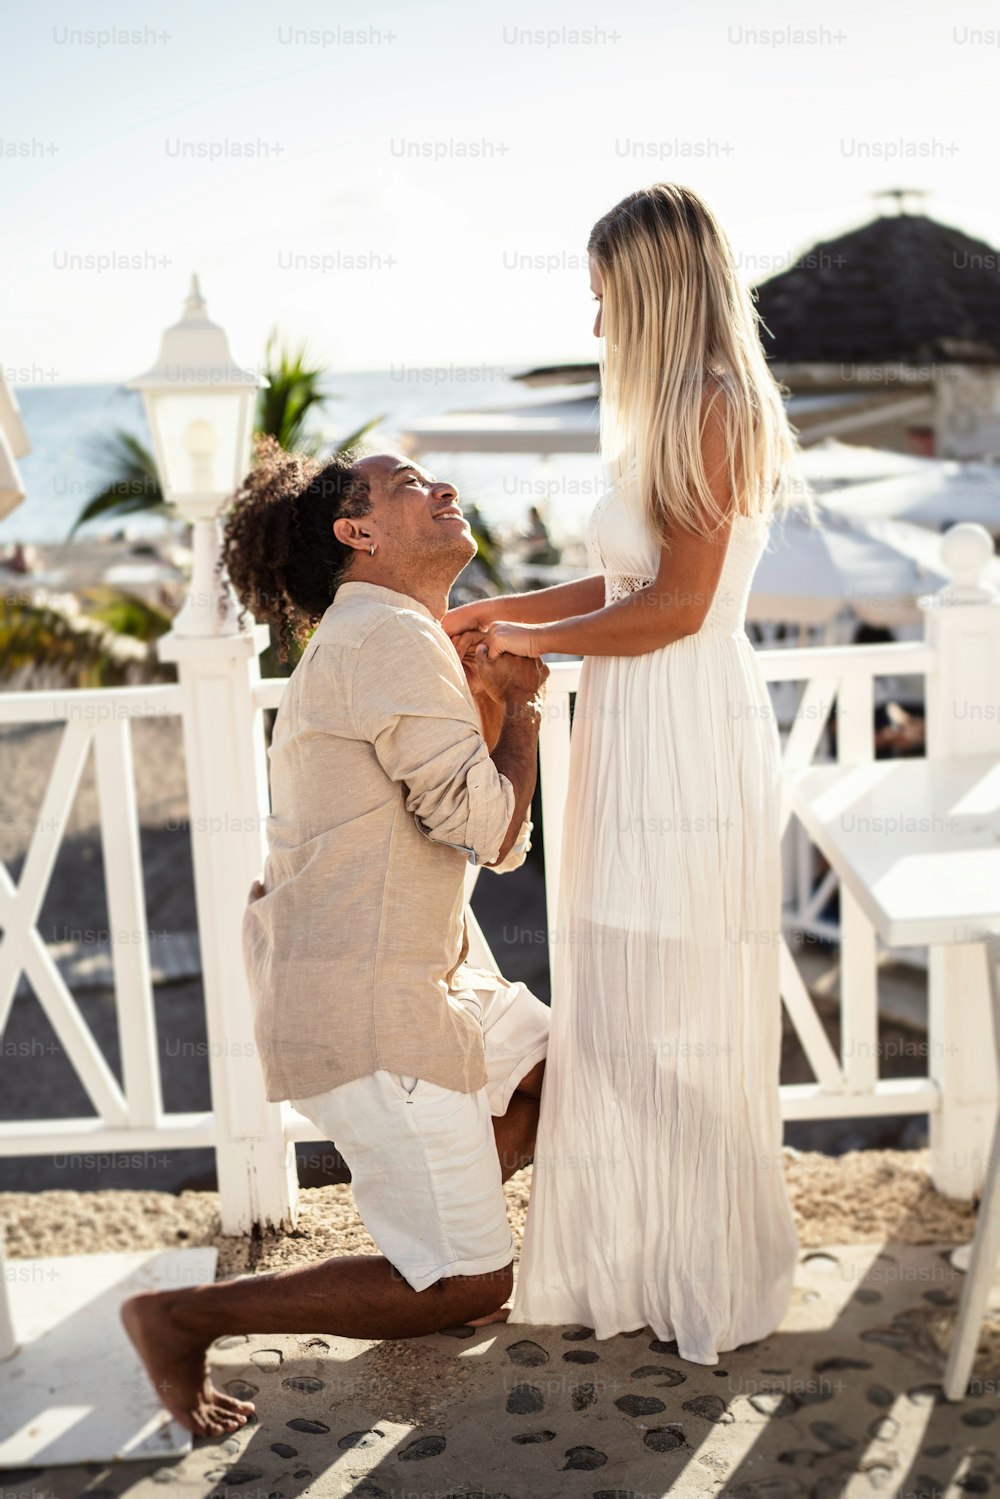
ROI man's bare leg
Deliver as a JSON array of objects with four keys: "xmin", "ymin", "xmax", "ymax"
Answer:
[
  {"xmin": 125, "ymin": 1060, "xmax": 547, "ymax": 1432},
  {"xmin": 122, "ymin": 1255, "xmax": 513, "ymax": 1438},
  {"xmin": 467, "ymin": 1058, "xmax": 545, "ymax": 1326},
  {"xmin": 492, "ymin": 1057, "xmax": 544, "ymax": 1181}
]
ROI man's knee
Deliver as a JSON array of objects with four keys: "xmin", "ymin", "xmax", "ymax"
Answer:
[
  {"xmin": 471, "ymin": 1260, "xmax": 514, "ymax": 1310},
  {"xmin": 438, "ymin": 1260, "xmax": 513, "ymax": 1315}
]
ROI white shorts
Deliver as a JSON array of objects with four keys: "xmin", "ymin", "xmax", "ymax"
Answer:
[{"xmin": 290, "ymin": 967, "xmax": 550, "ymax": 1293}]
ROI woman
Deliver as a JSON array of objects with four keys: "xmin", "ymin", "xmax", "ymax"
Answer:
[{"xmin": 443, "ymin": 183, "xmax": 804, "ymax": 1363}]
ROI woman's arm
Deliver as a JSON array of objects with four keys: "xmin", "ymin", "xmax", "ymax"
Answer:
[
  {"xmin": 443, "ymin": 573, "xmax": 606, "ymax": 636},
  {"xmin": 489, "ymin": 573, "xmax": 607, "ymax": 624},
  {"xmin": 486, "ymin": 517, "xmax": 733, "ymax": 658}
]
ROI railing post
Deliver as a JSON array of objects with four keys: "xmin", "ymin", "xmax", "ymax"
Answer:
[
  {"xmin": 836, "ymin": 674, "xmax": 879, "ymax": 1097},
  {"xmin": 921, "ymin": 523, "xmax": 1000, "ymax": 1200},
  {"xmin": 158, "ymin": 624, "xmax": 298, "ymax": 1234},
  {"xmin": 0, "ymin": 1228, "xmax": 17, "ymax": 1360}
]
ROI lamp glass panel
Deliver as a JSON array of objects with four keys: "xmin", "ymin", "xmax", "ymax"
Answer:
[{"xmin": 145, "ymin": 390, "xmax": 252, "ymax": 500}]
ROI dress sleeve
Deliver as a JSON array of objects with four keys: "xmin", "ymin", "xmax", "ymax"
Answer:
[{"xmin": 353, "ymin": 612, "xmax": 516, "ymax": 867}]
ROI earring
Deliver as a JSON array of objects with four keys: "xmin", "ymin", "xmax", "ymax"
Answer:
[{"xmin": 369, "ymin": 542, "xmax": 376, "ymax": 557}]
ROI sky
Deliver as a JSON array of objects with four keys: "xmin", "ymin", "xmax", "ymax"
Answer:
[{"xmin": 1, "ymin": 0, "xmax": 998, "ymax": 385}]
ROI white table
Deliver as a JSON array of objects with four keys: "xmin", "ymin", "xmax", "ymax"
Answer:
[{"xmin": 788, "ymin": 754, "xmax": 1000, "ymax": 1401}]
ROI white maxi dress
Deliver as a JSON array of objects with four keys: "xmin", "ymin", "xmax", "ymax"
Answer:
[{"xmin": 509, "ymin": 470, "xmax": 800, "ymax": 1363}]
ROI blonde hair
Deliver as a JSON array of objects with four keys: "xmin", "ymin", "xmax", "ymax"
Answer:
[{"xmin": 589, "ymin": 182, "xmax": 809, "ymax": 540}]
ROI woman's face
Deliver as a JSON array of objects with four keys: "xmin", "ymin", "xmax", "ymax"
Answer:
[{"xmin": 588, "ymin": 255, "xmax": 604, "ymax": 338}]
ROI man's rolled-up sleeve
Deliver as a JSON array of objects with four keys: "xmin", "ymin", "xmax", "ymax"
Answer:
[{"xmin": 355, "ymin": 613, "xmax": 515, "ymax": 866}]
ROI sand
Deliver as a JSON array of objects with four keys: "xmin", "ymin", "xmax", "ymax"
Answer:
[{"xmin": 0, "ymin": 1148, "xmax": 980, "ymax": 1279}]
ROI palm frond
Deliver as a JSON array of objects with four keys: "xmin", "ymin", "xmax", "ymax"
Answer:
[
  {"xmin": 257, "ymin": 331, "xmax": 331, "ymax": 455},
  {"xmin": 0, "ymin": 596, "xmax": 166, "ymax": 687},
  {"xmin": 332, "ymin": 416, "xmax": 385, "ymax": 455},
  {"xmin": 80, "ymin": 585, "xmax": 173, "ymax": 641},
  {"xmin": 68, "ymin": 429, "xmax": 166, "ymax": 539},
  {"xmin": 467, "ymin": 521, "xmax": 506, "ymax": 586}
]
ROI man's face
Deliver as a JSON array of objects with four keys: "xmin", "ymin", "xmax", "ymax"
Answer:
[{"xmin": 350, "ymin": 454, "xmax": 477, "ymax": 574}]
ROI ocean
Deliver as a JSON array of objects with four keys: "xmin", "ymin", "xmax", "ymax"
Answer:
[{"xmin": 7, "ymin": 370, "xmax": 603, "ymax": 552}]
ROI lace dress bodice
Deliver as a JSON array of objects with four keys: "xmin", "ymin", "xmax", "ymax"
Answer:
[{"xmin": 585, "ymin": 471, "xmax": 768, "ymax": 634}]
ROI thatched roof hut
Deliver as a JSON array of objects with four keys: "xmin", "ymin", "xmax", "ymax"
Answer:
[{"xmin": 754, "ymin": 212, "xmax": 1000, "ymax": 367}]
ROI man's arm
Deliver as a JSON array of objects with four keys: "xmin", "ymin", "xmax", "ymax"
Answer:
[
  {"xmin": 354, "ymin": 612, "xmax": 526, "ymax": 867},
  {"xmin": 488, "ymin": 702, "xmax": 541, "ymax": 866},
  {"xmin": 473, "ymin": 645, "xmax": 548, "ymax": 868},
  {"xmin": 461, "ymin": 644, "xmax": 534, "ymax": 872},
  {"xmin": 458, "ymin": 646, "xmax": 504, "ymax": 752}
]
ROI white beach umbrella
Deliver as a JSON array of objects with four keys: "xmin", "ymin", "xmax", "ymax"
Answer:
[
  {"xmin": 797, "ymin": 437, "xmax": 936, "ymax": 494},
  {"xmin": 0, "ymin": 372, "xmax": 29, "ymax": 460},
  {"xmin": 0, "ymin": 426, "xmax": 26, "ymax": 522},
  {"xmin": 821, "ymin": 461, "xmax": 1000, "ymax": 532},
  {"xmin": 0, "ymin": 370, "xmax": 30, "ymax": 521},
  {"xmin": 850, "ymin": 511, "xmax": 1000, "ymax": 594},
  {"xmin": 750, "ymin": 509, "xmax": 951, "ymax": 628}
]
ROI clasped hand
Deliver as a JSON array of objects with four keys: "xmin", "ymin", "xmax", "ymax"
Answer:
[
  {"xmin": 449, "ymin": 619, "xmax": 540, "ymax": 663},
  {"xmin": 448, "ymin": 615, "xmax": 547, "ymax": 705}
]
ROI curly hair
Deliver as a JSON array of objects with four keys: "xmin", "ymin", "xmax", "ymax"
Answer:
[{"xmin": 219, "ymin": 435, "xmax": 372, "ymax": 661}]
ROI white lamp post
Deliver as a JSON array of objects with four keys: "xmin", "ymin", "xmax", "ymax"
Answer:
[
  {"xmin": 134, "ymin": 281, "xmax": 297, "ymax": 1233},
  {"xmin": 128, "ymin": 275, "xmax": 265, "ymax": 638}
]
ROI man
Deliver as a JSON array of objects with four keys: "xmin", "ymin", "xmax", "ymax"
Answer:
[{"xmin": 123, "ymin": 454, "xmax": 550, "ymax": 1436}]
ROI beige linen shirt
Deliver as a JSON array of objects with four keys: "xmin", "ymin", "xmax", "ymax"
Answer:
[{"xmin": 242, "ymin": 580, "xmax": 532, "ymax": 1103}]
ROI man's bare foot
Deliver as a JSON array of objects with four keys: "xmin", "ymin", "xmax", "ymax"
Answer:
[
  {"xmin": 121, "ymin": 1293, "xmax": 255, "ymax": 1437},
  {"xmin": 465, "ymin": 1305, "xmax": 511, "ymax": 1327}
]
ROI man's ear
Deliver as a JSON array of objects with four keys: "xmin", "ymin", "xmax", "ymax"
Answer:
[{"xmin": 333, "ymin": 516, "xmax": 368, "ymax": 549}]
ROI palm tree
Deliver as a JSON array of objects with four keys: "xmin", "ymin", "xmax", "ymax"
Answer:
[
  {"xmin": 255, "ymin": 334, "xmax": 380, "ymax": 457},
  {"xmin": 67, "ymin": 333, "xmax": 383, "ymax": 537}
]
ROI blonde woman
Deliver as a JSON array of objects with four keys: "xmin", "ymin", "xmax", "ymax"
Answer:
[{"xmin": 444, "ymin": 183, "xmax": 803, "ymax": 1362}]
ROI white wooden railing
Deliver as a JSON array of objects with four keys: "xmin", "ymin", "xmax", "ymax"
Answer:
[
  {"xmin": 1, "ymin": 538, "xmax": 998, "ymax": 1232},
  {"xmin": 0, "ymin": 686, "xmax": 213, "ymax": 1155},
  {"xmin": 532, "ymin": 643, "xmax": 937, "ymax": 1125}
]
